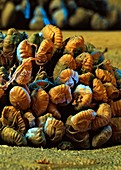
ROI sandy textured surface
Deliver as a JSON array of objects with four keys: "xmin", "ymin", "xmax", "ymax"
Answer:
[
  {"xmin": 0, "ymin": 144, "xmax": 121, "ymax": 170},
  {"xmin": 0, "ymin": 31, "xmax": 121, "ymax": 170}
]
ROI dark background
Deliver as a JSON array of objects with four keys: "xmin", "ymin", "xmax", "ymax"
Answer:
[{"xmin": 0, "ymin": 0, "xmax": 121, "ymax": 30}]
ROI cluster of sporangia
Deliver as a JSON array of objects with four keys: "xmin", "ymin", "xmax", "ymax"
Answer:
[{"xmin": 0, "ymin": 24, "xmax": 121, "ymax": 150}]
